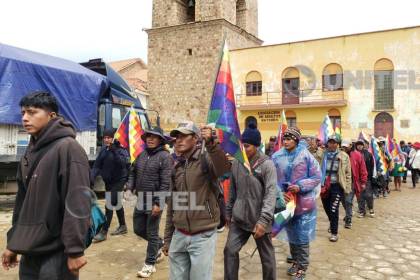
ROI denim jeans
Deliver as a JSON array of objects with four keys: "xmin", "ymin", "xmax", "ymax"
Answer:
[
  {"xmin": 342, "ymin": 186, "xmax": 355, "ymax": 223},
  {"xmin": 133, "ymin": 209, "xmax": 164, "ymax": 265},
  {"xmin": 290, "ymin": 243, "xmax": 310, "ymax": 271},
  {"xmin": 169, "ymin": 228, "xmax": 217, "ymax": 280},
  {"xmin": 19, "ymin": 250, "xmax": 77, "ymax": 280}
]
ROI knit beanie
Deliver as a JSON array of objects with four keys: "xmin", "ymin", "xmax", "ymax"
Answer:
[
  {"xmin": 284, "ymin": 127, "xmax": 301, "ymax": 143},
  {"xmin": 103, "ymin": 128, "xmax": 116, "ymax": 137},
  {"xmin": 241, "ymin": 123, "xmax": 261, "ymax": 147}
]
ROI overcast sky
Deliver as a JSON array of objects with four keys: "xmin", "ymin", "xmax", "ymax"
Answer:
[{"xmin": 1, "ymin": 0, "xmax": 419, "ymax": 63}]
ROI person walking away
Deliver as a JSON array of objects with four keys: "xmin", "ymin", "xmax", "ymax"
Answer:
[
  {"xmin": 340, "ymin": 139, "xmax": 367, "ymax": 229},
  {"xmin": 91, "ymin": 129, "xmax": 129, "ymax": 242},
  {"xmin": 272, "ymin": 127, "xmax": 321, "ymax": 280},
  {"xmin": 320, "ymin": 135, "xmax": 352, "ymax": 242},
  {"xmin": 224, "ymin": 124, "xmax": 277, "ymax": 280},
  {"xmin": 124, "ymin": 127, "xmax": 172, "ymax": 278},
  {"xmin": 2, "ymin": 92, "xmax": 91, "ymax": 279},
  {"xmin": 355, "ymin": 140, "xmax": 375, "ymax": 218},
  {"xmin": 408, "ymin": 142, "xmax": 420, "ymax": 188},
  {"xmin": 162, "ymin": 121, "xmax": 230, "ymax": 280}
]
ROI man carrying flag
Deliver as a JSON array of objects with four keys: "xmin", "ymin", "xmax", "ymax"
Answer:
[
  {"xmin": 162, "ymin": 121, "xmax": 230, "ymax": 280},
  {"xmin": 224, "ymin": 123, "xmax": 277, "ymax": 280}
]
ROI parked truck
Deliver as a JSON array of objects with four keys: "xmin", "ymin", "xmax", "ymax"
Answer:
[{"xmin": 0, "ymin": 43, "xmax": 153, "ymax": 193}]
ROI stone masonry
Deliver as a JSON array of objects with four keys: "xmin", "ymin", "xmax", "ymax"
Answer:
[{"xmin": 147, "ymin": 0, "xmax": 262, "ymax": 129}]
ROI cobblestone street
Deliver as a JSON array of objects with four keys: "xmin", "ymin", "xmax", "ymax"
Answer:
[{"xmin": 1, "ymin": 182, "xmax": 420, "ymax": 279}]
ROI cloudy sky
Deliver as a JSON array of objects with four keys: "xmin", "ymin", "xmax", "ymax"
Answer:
[{"xmin": 1, "ymin": 0, "xmax": 419, "ymax": 63}]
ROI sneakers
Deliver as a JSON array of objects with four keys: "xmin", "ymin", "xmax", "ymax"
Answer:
[
  {"xmin": 110, "ymin": 225, "xmax": 128, "ymax": 236},
  {"xmin": 93, "ymin": 230, "xmax": 107, "ymax": 243},
  {"xmin": 329, "ymin": 234, "xmax": 338, "ymax": 242},
  {"xmin": 357, "ymin": 212, "xmax": 366, "ymax": 218},
  {"xmin": 293, "ymin": 269, "xmax": 306, "ymax": 280},
  {"xmin": 287, "ymin": 263, "xmax": 298, "ymax": 276},
  {"xmin": 369, "ymin": 209, "xmax": 375, "ymax": 218},
  {"xmin": 344, "ymin": 222, "xmax": 352, "ymax": 229},
  {"xmin": 286, "ymin": 255, "xmax": 295, "ymax": 263},
  {"xmin": 137, "ymin": 263, "xmax": 156, "ymax": 278}
]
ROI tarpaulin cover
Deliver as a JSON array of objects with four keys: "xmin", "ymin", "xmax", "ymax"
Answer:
[{"xmin": 0, "ymin": 43, "xmax": 109, "ymax": 131}]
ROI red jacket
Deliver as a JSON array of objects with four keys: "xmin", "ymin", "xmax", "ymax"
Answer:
[{"xmin": 349, "ymin": 150, "xmax": 368, "ymax": 198}]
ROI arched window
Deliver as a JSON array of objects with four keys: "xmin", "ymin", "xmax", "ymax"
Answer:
[
  {"xmin": 282, "ymin": 67, "xmax": 300, "ymax": 104},
  {"xmin": 328, "ymin": 108, "xmax": 341, "ymax": 129},
  {"xmin": 245, "ymin": 116, "xmax": 258, "ymax": 128},
  {"xmin": 374, "ymin": 112, "xmax": 393, "ymax": 138},
  {"xmin": 322, "ymin": 63, "xmax": 343, "ymax": 91},
  {"xmin": 245, "ymin": 71, "xmax": 262, "ymax": 96},
  {"xmin": 374, "ymin": 58, "xmax": 394, "ymax": 110},
  {"xmin": 236, "ymin": 0, "xmax": 247, "ymax": 30},
  {"xmin": 285, "ymin": 110, "xmax": 297, "ymax": 127}
]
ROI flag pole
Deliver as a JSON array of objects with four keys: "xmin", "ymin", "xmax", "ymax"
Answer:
[{"xmin": 203, "ymin": 33, "xmax": 228, "ymax": 152}]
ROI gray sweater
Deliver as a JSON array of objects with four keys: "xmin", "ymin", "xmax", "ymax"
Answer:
[{"xmin": 226, "ymin": 152, "xmax": 277, "ymax": 233}]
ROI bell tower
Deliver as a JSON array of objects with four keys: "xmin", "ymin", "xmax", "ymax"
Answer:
[{"xmin": 147, "ymin": 0, "xmax": 262, "ymax": 129}]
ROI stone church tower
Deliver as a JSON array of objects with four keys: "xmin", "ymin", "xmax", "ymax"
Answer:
[{"xmin": 147, "ymin": 0, "xmax": 262, "ymax": 129}]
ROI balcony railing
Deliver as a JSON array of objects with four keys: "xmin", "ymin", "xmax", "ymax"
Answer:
[{"xmin": 236, "ymin": 89, "xmax": 347, "ymax": 109}]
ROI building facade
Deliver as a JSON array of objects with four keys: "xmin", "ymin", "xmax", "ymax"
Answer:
[
  {"xmin": 109, "ymin": 58, "xmax": 149, "ymax": 109},
  {"xmin": 147, "ymin": 0, "xmax": 262, "ymax": 129},
  {"xmin": 230, "ymin": 26, "xmax": 420, "ymax": 143}
]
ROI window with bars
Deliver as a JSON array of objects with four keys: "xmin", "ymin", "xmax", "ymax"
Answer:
[
  {"xmin": 287, "ymin": 117, "xmax": 297, "ymax": 128},
  {"xmin": 374, "ymin": 71, "xmax": 394, "ymax": 110},
  {"xmin": 246, "ymin": 81, "xmax": 262, "ymax": 96},
  {"xmin": 322, "ymin": 74, "xmax": 343, "ymax": 91}
]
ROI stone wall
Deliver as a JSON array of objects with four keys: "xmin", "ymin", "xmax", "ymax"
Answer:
[{"xmin": 147, "ymin": 20, "xmax": 261, "ymax": 129}]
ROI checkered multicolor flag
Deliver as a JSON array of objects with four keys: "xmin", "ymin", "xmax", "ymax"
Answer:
[{"xmin": 114, "ymin": 107, "xmax": 145, "ymax": 163}]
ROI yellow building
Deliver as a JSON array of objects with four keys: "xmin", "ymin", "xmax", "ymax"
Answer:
[{"xmin": 230, "ymin": 26, "xmax": 420, "ymax": 144}]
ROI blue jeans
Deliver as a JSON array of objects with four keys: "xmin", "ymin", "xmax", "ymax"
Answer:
[
  {"xmin": 342, "ymin": 186, "xmax": 355, "ymax": 223},
  {"xmin": 169, "ymin": 229, "xmax": 217, "ymax": 280}
]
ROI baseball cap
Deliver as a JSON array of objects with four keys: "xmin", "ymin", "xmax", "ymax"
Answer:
[
  {"xmin": 341, "ymin": 139, "xmax": 351, "ymax": 148},
  {"xmin": 327, "ymin": 135, "xmax": 340, "ymax": 143},
  {"xmin": 170, "ymin": 121, "xmax": 200, "ymax": 137}
]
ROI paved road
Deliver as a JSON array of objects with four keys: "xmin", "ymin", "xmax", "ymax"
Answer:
[{"xmin": 1, "ymin": 181, "xmax": 420, "ymax": 279}]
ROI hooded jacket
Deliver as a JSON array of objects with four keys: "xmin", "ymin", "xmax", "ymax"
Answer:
[{"xmin": 7, "ymin": 117, "xmax": 91, "ymax": 257}]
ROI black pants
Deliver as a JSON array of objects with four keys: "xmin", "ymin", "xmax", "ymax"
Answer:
[
  {"xmin": 224, "ymin": 222, "xmax": 276, "ymax": 280},
  {"xmin": 133, "ymin": 209, "xmax": 164, "ymax": 265},
  {"xmin": 321, "ymin": 183, "xmax": 343, "ymax": 235},
  {"xmin": 19, "ymin": 251, "xmax": 77, "ymax": 280},
  {"xmin": 358, "ymin": 180, "xmax": 374, "ymax": 214},
  {"xmin": 289, "ymin": 243, "xmax": 310, "ymax": 271},
  {"xmin": 412, "ymin": 169, "xmax": 419, "ymax": 187},
  {"xmin": 104, "ymin": 191, "xmax": 126, "ymax": 231}
]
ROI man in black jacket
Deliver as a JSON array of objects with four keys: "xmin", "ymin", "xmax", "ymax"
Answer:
[
  {"xmin": 125, "ymin": 127, "xmax": 172, "ymax": 278},
  {"xmin": 356, "ymin": 140, "xmax": 375, "ymax": 218},
  {"xmin": 1, "ymin": 92, "xmax": 91, "ymax": 279},
  {"xmin": 91, "ymin": 128, "xmax": 130, "ymax": 242}
]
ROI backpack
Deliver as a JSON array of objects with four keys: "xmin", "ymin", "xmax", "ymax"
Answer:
[
  {"xmin": 21, "ymin": 137, "xmax": 106, "ymax": 249},
  {"xmin": 85, "ymin": 203, "xmax": 106, "ymax": 248}
]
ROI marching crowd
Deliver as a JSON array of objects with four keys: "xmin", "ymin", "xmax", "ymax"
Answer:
[{"xmin": 2, "ymin": 91, "xmax": 420, "ymax": 280}]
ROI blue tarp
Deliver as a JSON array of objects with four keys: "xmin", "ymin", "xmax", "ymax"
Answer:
[{"xmin": 0, "ymin": 43, "xmax": 109, "ymax": 131}]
